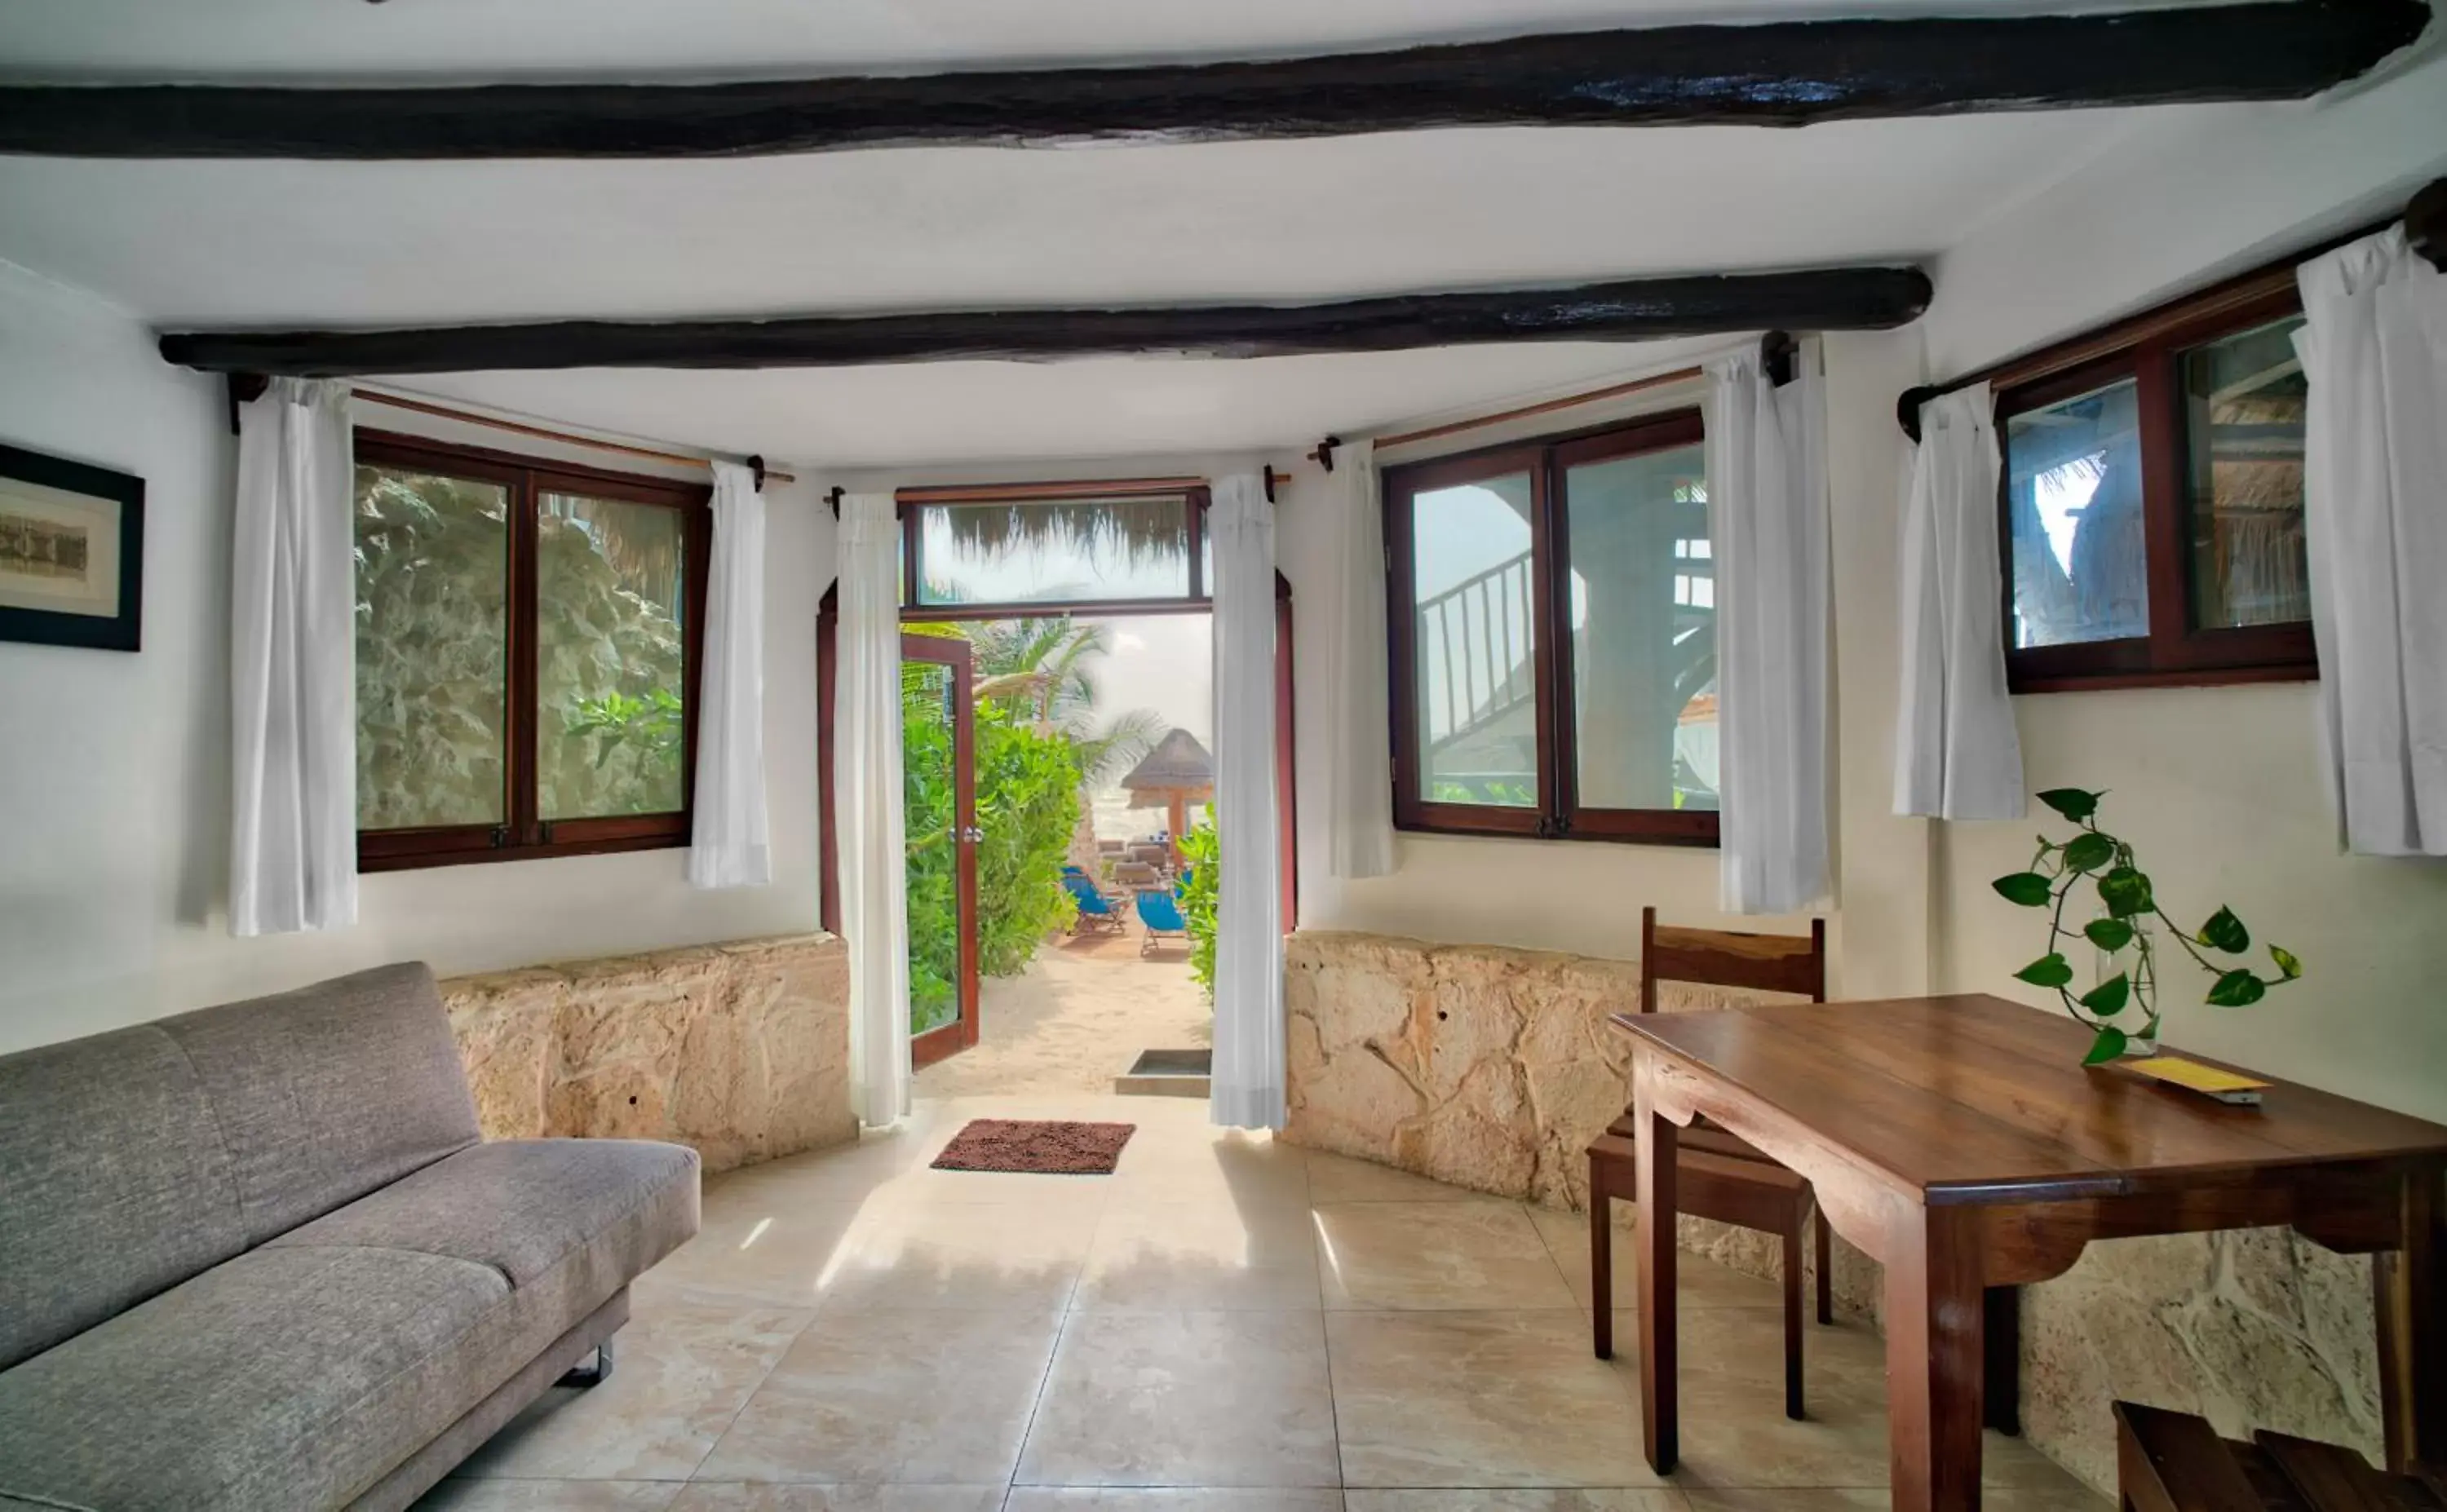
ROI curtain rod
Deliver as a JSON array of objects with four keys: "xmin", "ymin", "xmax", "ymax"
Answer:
[
  {"xmin": 348, "ymin": 387, "xmax": 798, "ymax": 485},
  {"xmin": 1896, "ymin": 178, "xmax": 2445, "ymax": 441},
  {"xmin": 1304, "ymin": 329, "xmax": 1794, "ymax": 469},
  {"xmin": 1313, "ymin": 365, "xmax": 1705, "ymax": 466}
]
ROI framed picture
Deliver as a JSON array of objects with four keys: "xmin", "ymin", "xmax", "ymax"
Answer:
[{"xmin": 0, "ymin": 440, "xmax": 144, "ymax": 652}]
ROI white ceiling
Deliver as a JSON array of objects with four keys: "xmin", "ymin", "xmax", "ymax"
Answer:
[{"xmin": 0, "ymin": 0, "xmax": 2366, "ymax": 467}]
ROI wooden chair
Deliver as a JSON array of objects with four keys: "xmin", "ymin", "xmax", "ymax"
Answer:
[{"xmin": 1589, "ymin": 906, "xmax": 1830, "ymax": 1421}]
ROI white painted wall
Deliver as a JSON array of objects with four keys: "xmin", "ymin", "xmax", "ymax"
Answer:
[{"xmin": 0, "ymin": 260, "xmax": 830, "ymax": 1055}]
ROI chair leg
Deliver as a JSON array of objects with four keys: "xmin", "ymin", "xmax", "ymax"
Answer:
[
  {"xmin": 1783, "ymin": 1217, "xmax": 1806, "ymax": 1421},
  {"xmin": 1815, "ymin": 1206, "xmax": 1834, "ymax": 1325},
  {"xmin": 1591, "ymin": 1160, "xmax": 1615, "ymax": 1360}
]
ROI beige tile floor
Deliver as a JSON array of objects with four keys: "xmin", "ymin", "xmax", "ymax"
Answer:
[{"xmin": 416, "ymin": 1094, "xmax": 2108, "ymax": 1512}]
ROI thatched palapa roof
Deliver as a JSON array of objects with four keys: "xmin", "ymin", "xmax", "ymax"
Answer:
[
  {"xmin": 929, "ymin": 495, "xmax": 1189, "ymax": 566},
  {"xmin": 1121, "ymin": 727, "xmax": 1215, "ymax": 807}
]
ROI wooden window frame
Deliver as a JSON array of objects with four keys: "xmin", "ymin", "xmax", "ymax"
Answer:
[
  {"xmin": 1383, "ymin": 408, "xmax": 1719, "ymax": 849},
  {"xmin": 353, "ymin": 428, "xmax": 711, "ymax": 872},
  {"xmin": 1993, "ymin": 264, "xmax": 2316, "ymax": 694}
]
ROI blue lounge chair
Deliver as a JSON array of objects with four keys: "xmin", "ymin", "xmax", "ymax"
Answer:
[
  {"xmin": 1134, "ymin": 888, "xmax": 1192, "ymax": 957},
  {"xmin": 1063, "ymin": 873, "xmax": 1128, "ymax": 935}
]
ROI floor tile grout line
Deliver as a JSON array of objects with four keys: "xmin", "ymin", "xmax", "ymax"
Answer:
[{"xmin": 672, "ymin": 1302, "xmax": 829, "ymax": 1486}]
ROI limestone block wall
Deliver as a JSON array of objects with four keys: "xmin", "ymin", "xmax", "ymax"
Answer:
[
  {"xmin": 1281, "ymin": 928, "xmax": 2384, "ymax": 1495},
  {"xmin": 441, "ymin": 932, "xmax": 854, "ymax": 1175}
]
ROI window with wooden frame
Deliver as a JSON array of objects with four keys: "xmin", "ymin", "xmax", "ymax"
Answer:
[
  {"xmin": 352, "ymin": 430, "xmax": 709, "ymax": 869},
  {"xmin": 1995, "ymin": 263, "xmax": 2315, "ymax": 692},
  {"xmin": 896, "ymin": 478, "xmax": 1211, "ymax": 615},
  {"xmin": 1384, "ymin": 409, "xmax": 1718, "ymax": 847}
]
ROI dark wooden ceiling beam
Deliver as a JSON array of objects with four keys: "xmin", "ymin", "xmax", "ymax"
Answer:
[
  {"xmin": 5, "ymin": 1, "xmax": 2428, "ymax": 160},
  {"xmin": 155, "ymin": 267, "xmax": 1933, "ymax": 376}
]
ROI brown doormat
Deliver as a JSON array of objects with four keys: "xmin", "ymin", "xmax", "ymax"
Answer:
[{"xmin": 931, "ymin": 1119, "xmax": 1138, "ymax": 1175}]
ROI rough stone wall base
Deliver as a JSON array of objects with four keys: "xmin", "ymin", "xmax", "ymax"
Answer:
[
  {"xmin": 1282, "ymin": 927, "xmax": 2383, "ymax": 1496},
  {"xmin": 442, "ymin": 932, "xmax": 855, "ymax": 1176}
]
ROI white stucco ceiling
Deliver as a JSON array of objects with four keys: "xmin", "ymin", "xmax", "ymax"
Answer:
[{"xmin": 0, "ymin": 0, "xmax": 2380, "ymax": 467}]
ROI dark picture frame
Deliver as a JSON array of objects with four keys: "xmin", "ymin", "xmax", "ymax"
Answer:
[{"xmin": 0, "ymin": 440, "xmax": 145, "ymax": 652}]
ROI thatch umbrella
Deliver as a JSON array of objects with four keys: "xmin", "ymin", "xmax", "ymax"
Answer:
[{"xmin": 1119, "ymin": 727, "xmax": 1214, "ymax": 869}]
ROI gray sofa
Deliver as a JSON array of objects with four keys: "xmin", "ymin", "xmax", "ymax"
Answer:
[{"xmin": 0, "ymin": 963, "xmax": 701, "ymax": 1511}]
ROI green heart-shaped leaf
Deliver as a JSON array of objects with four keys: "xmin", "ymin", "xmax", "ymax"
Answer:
[
  {"xmin": 2206, "ymin": 970, "xmax": 2267, "ymax": 1007},
  {"xmin": 2080, "ymin": 974, "xmax": 2131, "ymax": 1015},
  {"xmin": 2016, "ymin": 953, "xmax": 2075, "ymax": 988},
  {"xmin": 1992, "ymin": 872, "xmax": 2055, "ymax": 908},
  {"xmin": 2098, "ymin": 866, "xmax": 2154, "ymax": 918},
  {"xmin": 2083, "ymin": 1026, "xmax": 2130, "ymax": 1065},
  {"xmin": 2084, "ymin": 917, "xmax": 2135, "ymax": 952},
  {"xmin": 2270, "ymin": 945, "xmax": 2303, "ymax": 979},
  {"xmin": 2062, "ymin": 833, "xmax": 2116, "ymax": 873},
  {"xmin": 2038, "ymin": 788, "xmax": 2103, "ymax": 822},
  {"xmin": 2197, "ymin": 906, "xmax": 2250, "ymax": 954}
]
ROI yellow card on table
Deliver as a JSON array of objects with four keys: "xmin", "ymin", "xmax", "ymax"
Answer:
[{"xmin": 2125, "ymin": 1055, "xmax": 2272, "ymax": 1106}]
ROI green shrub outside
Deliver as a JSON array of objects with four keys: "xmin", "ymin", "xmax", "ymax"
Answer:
[
  {"xmin": 1177, "ymin": 812, "xmax": 1219, "ymax": 1001},
  {"xmin": 904, "ymin": 689, "xmax": 1082, "ymax": 1035}
]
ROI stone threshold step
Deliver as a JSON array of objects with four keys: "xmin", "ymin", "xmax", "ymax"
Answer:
[{"xmin": 1115, "ymin": 1047, "xmax": 1211, "ymax": 1099}]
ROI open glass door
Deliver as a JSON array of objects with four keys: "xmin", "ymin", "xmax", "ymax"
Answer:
[{"xmin": 903, "ymin": 632, "xmax": 980, "ymax": 1067}]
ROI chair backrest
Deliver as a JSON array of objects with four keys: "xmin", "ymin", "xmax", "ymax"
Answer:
[
  {"xmin": 1135, "ymin": 890, "xmax": 1188, "ymax": 931},
  {"xmin": 1638, "ymin": 905, "xmax": 1827, "ymax": 1013},
  {"xmin": 1063, "ymin": 874, "xmax": 1113, "ymax": 913},
  {"xmin": 1113, "ymin": 860, "xmax": 1162, "ymax": 888}
]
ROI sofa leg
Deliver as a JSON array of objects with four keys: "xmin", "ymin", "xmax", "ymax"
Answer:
[{"xmin": 557, "ymin": 1337, "xmax": 614, "ymax": 1388}]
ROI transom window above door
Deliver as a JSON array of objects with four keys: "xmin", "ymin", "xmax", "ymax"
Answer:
[
  {"xmin": 899, "ymin": 479, "xmax": 1211, "ymax": 614},
  {"xmin": 1383, "ymin": 409, "xmax": 1718, "ymax": 847},
  {"xmin": 352, "ymin": 431, "xmax": 709, "ymax": 870}
]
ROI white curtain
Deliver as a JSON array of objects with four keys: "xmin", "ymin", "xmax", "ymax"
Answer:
[
  {"xmin": 2295, "ymin": 228, "xmax": 2447, "ymax": 857},
  {"xmin": 688, "ymin": 461, "xmax": 771, "ymax": 887},
  {"xmin": 1323, "ymin": 437, "xmax": 1397, "ymax": 880},
  {"xmin": 1893, "ymin": 383, "xmax": 2025, "ymax": 820},
  {"xmin": 1707, "ymin": 346, "xmax": 1830, "ymax": 913},
  {"xmin": 230, "ymin": 378, "xmax": 357, "ymax": 937},
  {"xmin": 834, "ymin": 493, "xmax": 912, "ymax": 1125},
  {"xmin": 1208, "ymin": 472, "xmax": 1287, "ymax": 1130}
]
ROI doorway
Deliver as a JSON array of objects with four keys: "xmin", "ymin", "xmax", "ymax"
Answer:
[{"xmin": 815, "ymin": 477, "xmax": 1298, "ymax": 1089}]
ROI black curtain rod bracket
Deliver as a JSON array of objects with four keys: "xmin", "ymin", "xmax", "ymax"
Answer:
[
  {"xmin": 746, "ymin": 453, "xmax": 767, "ymax": 493},
  {"xmin": 825, "ymin": 485, "xmax": 845, "ymax": 519},
  {"xmin": 1309, "ymin": 435, "xmax": 1342, "ymax": 473},
  {"xmin": 1761, "ymin": 329, "xmax": 1799, "ymax": 388}
]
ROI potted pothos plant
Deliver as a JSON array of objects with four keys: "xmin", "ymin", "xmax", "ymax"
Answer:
[{"xmin": 1991, "ymin": 788, "xmax": 2302, "ymax": 1066}]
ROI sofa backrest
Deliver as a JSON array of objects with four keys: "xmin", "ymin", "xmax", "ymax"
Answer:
[{"xmin": 0, "ymin": 962, "xmax": 480, "ymax": 1370}]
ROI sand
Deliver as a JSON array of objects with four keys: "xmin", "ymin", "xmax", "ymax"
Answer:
[{"xmin": 913, "ymin": 928, "xmax": 1213, "ymax": 1098}]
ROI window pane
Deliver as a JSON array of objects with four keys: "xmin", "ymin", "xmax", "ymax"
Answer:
[
  {"xmin": 1409, "ymin": 474, "xmax": 1537, "ymax": 807},
  {"xmin": 355, "ymin": 464, "xmax": 509, "ymax": 829},
  {"xmin": 1565, "ymin": 444, "xmax": 1717, "ymax": 812},
  {"xmin": 2004, "ymin": 378, "xmax": 2148, "ymax": 648},
  {"xmin": 915, "ymin": 497, "xmax": 1191, "ymax": 605},
  {"xmin": 2184, "ymin": 316, "xmax": 2310, "ymax": 629},
  {"xmin": 538, "ymin": 493, "xmax": 688, "ymax": 820}
]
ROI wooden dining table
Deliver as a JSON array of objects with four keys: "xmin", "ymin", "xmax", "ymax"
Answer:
[{"xmin": 1614, "ymin": 993, "xmax": 2447, "ymax": 1512}]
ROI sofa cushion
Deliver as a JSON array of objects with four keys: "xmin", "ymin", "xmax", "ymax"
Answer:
[
  {"xmin": 268, "ymin": 1138, "xmax": 701, "ymax": 1293},
  {"xmin": 0, "ymin": 1023, "xmax": 246, "ymax": 1371},
  {"xmin": 0, "ymin": 1245, "xmax": 512, "ymax": 1511},
  {"xmin": 157, "ymin": 962, "xmax": 481, "ymax": 1245}
]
